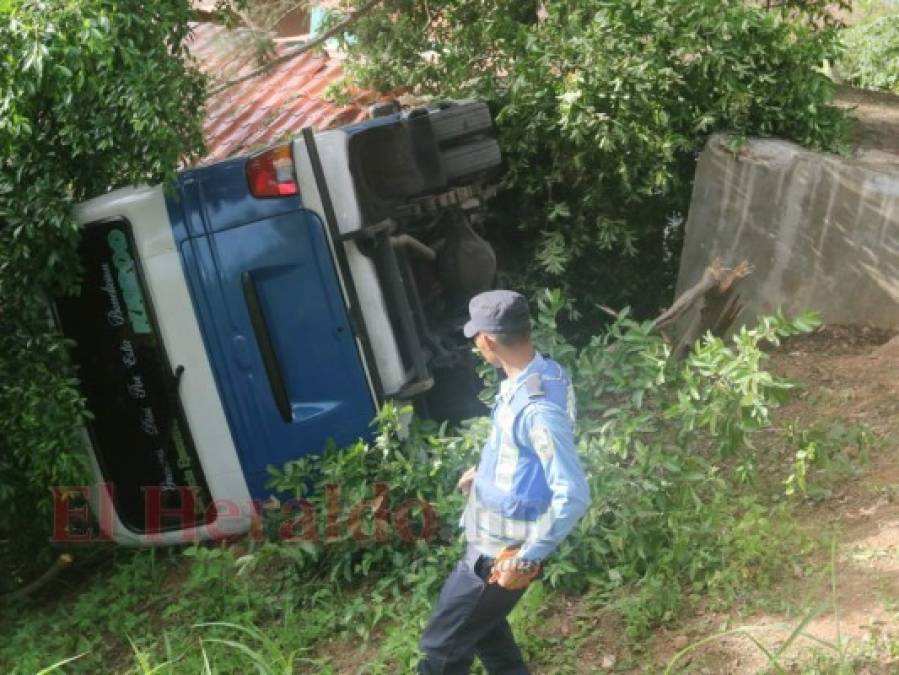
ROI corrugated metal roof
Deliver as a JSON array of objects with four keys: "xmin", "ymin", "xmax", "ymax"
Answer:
[{"xmin": 188, "ymin": 22, "xmax": 374, "ymax": 163}]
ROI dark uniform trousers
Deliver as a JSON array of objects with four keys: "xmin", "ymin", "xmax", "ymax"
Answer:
[{"xmin": 418, "ymin": 547, "xmax": 531, "ymax": 675}]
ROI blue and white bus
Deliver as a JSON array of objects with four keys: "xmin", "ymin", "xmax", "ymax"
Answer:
[{"xmin": 55, "ymin": 101, "xmax": 501, "ymax": 545}]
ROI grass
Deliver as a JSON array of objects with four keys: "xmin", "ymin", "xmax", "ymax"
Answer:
[
  {"xmin": 662, "ymin": 533, "xmax": 899, "ymax": 675},
  {"xmin": 0, "ymin": 507, "xmax": 807, "ymax": 673},
  {"xmin": 0, "ymin": 442, "xmax": 861, "ymax": 674}
]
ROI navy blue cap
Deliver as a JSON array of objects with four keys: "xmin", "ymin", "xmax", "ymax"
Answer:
[{"xmin": 463, "ymin": 290, "xmax": 531, "ymax": 338}]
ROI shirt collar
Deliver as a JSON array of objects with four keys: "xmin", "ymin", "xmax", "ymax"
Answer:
[{"xmin": 498, "ymin": 351, "xmax": 543, "ymax": 400}]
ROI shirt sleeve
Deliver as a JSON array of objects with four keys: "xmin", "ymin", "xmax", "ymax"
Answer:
[{"xmin": 517, "ymin": 401, "xmax": 591, "ymax": 563}]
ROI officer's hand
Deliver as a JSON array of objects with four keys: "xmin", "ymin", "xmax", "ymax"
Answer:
[
  {"xmin": 488, "ymin": 547, "xmax": 540, "ymax": 590},
  {"xmin": 457, "ymin": 466, "xmax": 477, "ymax": 496}
]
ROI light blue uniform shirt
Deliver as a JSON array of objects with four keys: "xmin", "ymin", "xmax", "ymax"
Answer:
[{"xmin": 462, "ymin": 353, "xmax": 591, "ymax": 562}]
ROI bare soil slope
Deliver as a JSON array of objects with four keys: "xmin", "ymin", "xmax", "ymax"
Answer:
[
  {"xmin": 833, "ymin": 85, "xmax": 899, "ymax": 158},
  {"xmin": 644, "ymin": 328, "xmax": 899, "ymax": 673}
]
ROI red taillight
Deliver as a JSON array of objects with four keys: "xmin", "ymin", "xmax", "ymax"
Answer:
[{"xmin": 246, "ymin": 144, "xmax": 299, "ymax": 198}]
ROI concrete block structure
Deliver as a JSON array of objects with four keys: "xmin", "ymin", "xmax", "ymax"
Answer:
[{"xmin": 676, "ymin": 134, "xmax": 899, "ymax": 330}]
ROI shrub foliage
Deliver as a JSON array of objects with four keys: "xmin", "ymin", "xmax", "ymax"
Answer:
[
  {"xmin": 0, "ymin": 0, "xmax": 206, "ymax": 586},
  {"xmin": 267, "ymin": 294, "xmax": 819, "ymax": 645},
  {"xmin": 841, "ymin": 13, "xmax": 899, "ymax": 94},
  {"xmin": 337, "ymin": 0, "xmax": 850, "ymax": 321}
]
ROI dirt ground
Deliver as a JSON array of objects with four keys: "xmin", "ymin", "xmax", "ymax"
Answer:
[
  {"xmin": 833, "ymin": 85, "xmax": 899, "ymax": 158},
  {"xmin": 620, "ymin": 328, "xmax": 899, "ymax": 674}
]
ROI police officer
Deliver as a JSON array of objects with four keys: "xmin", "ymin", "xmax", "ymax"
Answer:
[{"xmin": 418, "ymin": 290, "xmax": 592, "ymax": 675}]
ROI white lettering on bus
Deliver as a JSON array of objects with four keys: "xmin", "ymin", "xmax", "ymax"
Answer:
[
  {"xmin": 127, "ymin": 375, "xmax": 147, "ymax": 400},
  {"xmin": 120, "ymin": 340, "xmax": 137, "ymax": 368},
  {"xmin": 139, "ymin": 407, "xmax": 159, "ymax": 437},
  {"xmin": 99, "ymin": 264, "xmax": 125, "ymax": 328},
  {"xmin": 107, "ymin": 229, "xmax": 151, "ymax": 335}
]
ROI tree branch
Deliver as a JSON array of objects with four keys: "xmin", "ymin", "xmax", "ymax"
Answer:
[
  {"xmin": 192, "ymin": 3, "xmax": 245, "ymax": 26},
  {"xmin": 652, "ymin": 259, "xmax": 752, "ymax": 331},
  {"xmin": 1, "ymin": 553, "xmax": 73, "ymax": 603},
  {"xmin": 647, "ymin": 258, "xmax": 753, "ymax": 358},
  {"xmin": 207, "ymin": 0, "xmax": 386, "ymax": 97}
]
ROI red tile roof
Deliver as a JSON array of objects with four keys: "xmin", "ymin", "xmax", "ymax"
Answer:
[{"xmin": 188, "ymin": 22, "xmax": 375, "ymax": 163}]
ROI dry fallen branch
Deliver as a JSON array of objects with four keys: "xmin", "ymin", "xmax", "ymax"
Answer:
[
  {"xmin": 649, "ymin": 258, "xmax": 753, "ymax": 358},
  {"xmin": 590, "ymin": 258, "xmax": 752, "ymax": 359},
  {"xmin": 1, "ymin": 553, "xmax": 73, "ymax": 603},
  {"xmin": 652, "ymin": 259, "xmax": 752, "ymax": 332}
]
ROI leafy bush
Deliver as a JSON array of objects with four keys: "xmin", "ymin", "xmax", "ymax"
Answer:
[
  {"xmin": 841, "ymin": 14, "xmax": 899, "ymax": 93},
  {"xmin": 0, "ymin": 0, "xmax": 207, "ymax": 588},
  {"xmin": 265, "ymin": 404, "xmax": 480, "ymax": 624},
  {"xmin": 337, "ymin": 0, "xmax": 850, "ymax": 323},
  {"xmin": 783, "ymin": 420, "xmax": 873, "ymax": 499},
  {"xmin": 523, "ymin": 293, "xmax": 819, "ymax": 631}
]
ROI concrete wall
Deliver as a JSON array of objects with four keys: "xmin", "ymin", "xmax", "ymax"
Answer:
[{"xmin": 676, "ymin": 134, "xmax": 899, "ymax": 330}]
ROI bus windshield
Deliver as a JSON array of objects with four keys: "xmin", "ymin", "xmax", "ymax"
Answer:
[{"xmin": 55, "ymin": 218, "xmax": 212, "ymax": 533}]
